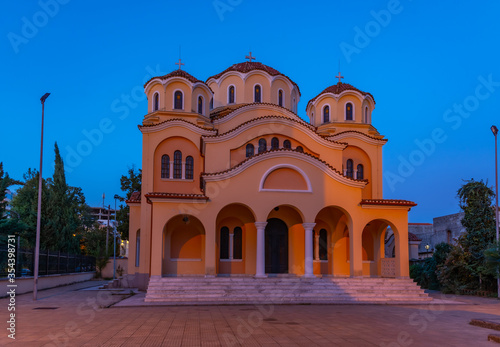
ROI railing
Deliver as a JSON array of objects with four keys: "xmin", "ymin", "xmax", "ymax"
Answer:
[
  {"xmin": 0, "ymin": 246, "xmax": 95, "ymax": 278},
  {"xmin": 381, "ymin": 258, "xmax": 396, "ymax": 278}
]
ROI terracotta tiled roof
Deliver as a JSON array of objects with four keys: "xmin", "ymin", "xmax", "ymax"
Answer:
[
  {"xmin": 210, "ymin": 102, "xmax": 302, "ymax": 120},
  {"xmin": 207, "ymin": 62, "xmax": 300, "ymax": 94},
  {"xmin": 202, "ymin": 148, "xmax": 367, "ymax": 183},
  {"xmin": 144, "ymin": 69, "xmax": 210, "ymax": 89},
  {"xmin": 360, "ymin": 199, "xmax": 417, "ymax": 207},
  {"xmin": 307, "ymin": 82, "xmax": 375, "ymax": 107},
  {"xmin": 138, "ymin": 118, "xmax": 217, "ymax": 131},
  {"xmin": 145, "ymin": 192, "xmax": 209, "ymax": 201},
  {"xmin": 203, "ymin": 115, "xmax": 347, "ymax": 147},
  {"xmin": 126, "ymin": 191, "xmax": 141, "ymax": 203},
  {"xmin": 408, "ymin": 232, "xmax": 422, "ymax": 242},
  {"xmin": 329, "ymin": 130, "xmax": 387, "ymax": 142}
]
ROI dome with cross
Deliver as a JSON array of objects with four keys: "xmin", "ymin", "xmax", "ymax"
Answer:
[
  {"xmin": 306, "ymin": 73, "xmax": 376, "ymax": 130},
  {"xmin": 206, "ymin": 53, "xmax": 301, "ymax": 113}
]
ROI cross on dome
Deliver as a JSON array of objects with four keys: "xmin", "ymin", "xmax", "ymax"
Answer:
[
  {"xmin": 175, "ymin": 58, "xmax": 185, "ymax": 70},
  {"xmin": 245, "ymin": 52, "xmax": 256, "ymax": 62},
  {"xmin": 336, "ymin": 72, "xmax": 344, "ymax": 83}
]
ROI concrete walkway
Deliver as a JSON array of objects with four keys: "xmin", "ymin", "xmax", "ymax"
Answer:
[{"xmin": 1, "ymin": 281, "xmax": 499, "ymax": 346}]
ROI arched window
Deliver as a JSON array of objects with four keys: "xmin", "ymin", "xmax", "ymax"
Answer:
[
  {"xmin": 185, "ymin": 156, "xmax": 194, "ymax": 180},
  {"xmin": 293, "ymin": 97, "xmax": 296, "ymax": 113},
  {"xmin": 346, "ymin": 102, "xmax": 353, "ymax": 120},
  {"xmin": 198, "ymin": 96, "xmax": 203, "ymax": 115},
  {"xmin": 228, "ymin": 86, "xmax": 235, "ymax": 104},
  {"xmin": 258, "ymin": 138, "xmax": 267, "ymax": 153},
  {"xmin": 447, "ymin": 230, "xmax": 452, "ymax": 244},
  {"xmin": 161, "ymin": 155, "xmax": 170, "ymax": 179},
  {"xmin": 283, "ymin": 140, "xmax": 291, "ymax": 149},
  {"xmin": 278, "ymin": 89, "xmax": 283, "ymax": 107},
  {"xmin": 319, "ymin": 229, "xmax": 327, "ymax": 260},
  {"xmin": 210, "ymin": 98, "xmax": 213, "ymax": 110},
  {"xmin": 220, "ymin": 227, "xmax": 229, "ymax": 260},
  {"xmin": 246, "ymin": 143, "xmax": 254, "ymax": 158},
  {"xmin": 173, "ymin": 150, "xmax": 182, "ymax": 179},
  {"xmin": 364, "ymin": 106, "xmax": 368, "ymax": 123},
  {"xmin": 271, "ymin": 137, "xmax": 279, "ymax": 150},
  {"xmin": 323, "ymin": 105, "xmax": 330, "ymax": 123},
  {"xmin": 357, "ymin": 164, "xmax": 364, "ymax": 180},
  {"xmin": 135, "ymin": 230, "xmax": 141, "ymax": 267},
  {"xmin": 254, "ymin": 85, "xmax": 261, "ymax": 103},
  {"xmin": 153, "ymin": 92, "xmax": 159, "ymax": 111},
  {"xmin": 346, "ymin": 159, "xmax": 354, "ymax": 178},
  {"xmin": 174, "ymin": 91, "xmax": 183, "ymax": 110},
  {"xmin": 296, "ymin": 146, "xmax": 303, "ymax": 153},
  {"xmin": 233, "ymin": 227, "xmax": 242, "ymax": 260}
]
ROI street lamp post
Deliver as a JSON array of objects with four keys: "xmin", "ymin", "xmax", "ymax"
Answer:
[
  {"xmin": 491, "ymin": 125, "xmax": 500, "ymax": 299},
  {"xmin": 113, "ymin": 195, "xmax": 118, "ymax": 280},
  {"xmin": 34, "ymin": 93, "xmax": 50, "ymax": 301}
]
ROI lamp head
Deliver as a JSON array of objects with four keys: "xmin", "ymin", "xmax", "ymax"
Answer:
[
  {"xmin": 40, "ymin": 93, "xmax": 50, "ymax": 103},
  {"xmin": 491, "ymin": 125, "xmax": 498, "ymax": 136}
]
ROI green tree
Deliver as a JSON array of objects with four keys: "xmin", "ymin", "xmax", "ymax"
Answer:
[
  {"xmin": 484, "ymin": 241, "xmax": 500, "ymax": 278},
  {"xmin": 10, "ymin": 168, "xmax": 49, "ymax": 248},
  {"xmin": 410, "ymin": 242, "xmax": 451, "ymax": 290},
  {"xmin": 83, "ymin": 224, "xmax": 117, "ymax": 278},
  {"xmin": 10, "ymin": 144, "xmax": 92, "ymax": 253},
  {"xmin": 437, "ymin": 179, "xmax": 496, "ymax": 293},
  {"xmin": 0, "ymin": 163, "xmax": 25, "ymax": 245},
  {"xmin": 44, "ymin": 143, "xmax": 87, "ymax": 253},
  {"xmin": 115, "ymin": 166, "xmax": 141, "ymax": 240}
]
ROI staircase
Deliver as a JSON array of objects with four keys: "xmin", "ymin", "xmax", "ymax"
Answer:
[{"xmin": 144, "ymin": 276, "xmax": 432, "ymax": 305}]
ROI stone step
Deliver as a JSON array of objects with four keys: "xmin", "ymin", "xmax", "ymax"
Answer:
[{"xmin": 144, "ymin": 277, "xmax": 430, "ymax": 304}]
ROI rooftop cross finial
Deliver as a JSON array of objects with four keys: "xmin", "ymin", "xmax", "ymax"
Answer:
[
  {"xmin": 336, "ymin": 72, "xmax": 344, "ymax": 83},
  {"xmin": 175, "ymin": 58, "xmax": 185, "ymax": 70},
  {"xmin": 245, "ymin": 51, "xmax": 256, "ymax": 62}
]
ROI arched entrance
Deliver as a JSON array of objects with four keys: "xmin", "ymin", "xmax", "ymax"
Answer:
[
  {"xmin": 215, "ymin": 203, "xmax": 256, "ymax": 275},
  {"xmin": 265, "ymin": 218, "xmax": 289, "ymax": 273},
  {"xmin": 163, "ymin": 214, "xmax": 205, "ymax": 276},
  {"xmin": 363, "ymin": 219, "xmax": 400, "ymax": 278},
  {"xmin": 314, "ymin": 206, "xmax": 352, "ymax": 277}
]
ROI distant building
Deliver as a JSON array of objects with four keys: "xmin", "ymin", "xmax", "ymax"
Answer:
[
  {"xmin": 409, "ymin": 213, "xmax": 466, "ymax": 259},
  {"xmin": 384, "ymin": 228, "xmax": 422, "ymax": 261},
  {"xmin": 89, "ymin": 206, "xmax": 117, "ymax": 222}
]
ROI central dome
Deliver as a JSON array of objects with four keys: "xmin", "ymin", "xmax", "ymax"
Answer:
[{"xmin": 207, "ymin": 61, "xmax": 300, "ymax": 93}]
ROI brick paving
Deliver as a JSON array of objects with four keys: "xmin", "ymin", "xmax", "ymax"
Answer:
[{"xmin": 1, "ymin": 280, "xmax": 499, "ymax": 346}]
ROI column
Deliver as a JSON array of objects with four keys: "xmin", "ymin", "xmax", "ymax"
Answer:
[
  {"xmin": 349, "ymin": 222, "xmax": 363, "ymax": 277},
  {"xmin": 229, "ymin": 233, "xmax": 234, "ymax": 260},
  {"xmin": 150, "ymin": 205, "xmax": 163, "ymax": 277},
  {"xmin": 314, "ymin": 230, "xmax": 320, "ymax": 261},
  {"xmin": 181, "ymin": 161, "xmax": 185, "ymax": 179},
  {"xmin": 254, "ymin": 222, "xmax": 267, "ymax": 278},
  {"xmin": 303, "ymin": 223, "xmax": 316, "ymax": 278},
  {"xmin": 205, "ymin": 221, "xmax": 216, "ymax": 277},
  {"xmin": 169, "ymin": 159, "xmax": 173, "ymax": 179}
]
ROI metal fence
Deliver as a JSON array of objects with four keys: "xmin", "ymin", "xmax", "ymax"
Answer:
[{"xmin": 0, "ymin": 246, "xmax": 95, "ymax": 278}]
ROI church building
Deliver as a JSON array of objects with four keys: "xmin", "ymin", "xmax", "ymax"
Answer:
[{"xmin": 126, "ymin": 55, "xmax": 418, "ymax": 297}]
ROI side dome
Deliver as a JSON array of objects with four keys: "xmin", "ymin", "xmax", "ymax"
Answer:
[
  {"xmin": 143, "ymin": 69, "xmax": 213, "ymax": 118},
  {"xmin": 206, "ymin": 61, "xmax": 301, "ymax": 113},
  {"xmin": 306, "ymin": 82, "xmax": 375, "ymax": 127}
]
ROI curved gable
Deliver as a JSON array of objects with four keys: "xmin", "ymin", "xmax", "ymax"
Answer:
[{"xmin": 261, "ymin": 165, "xmax": 311, "ymax": 192}]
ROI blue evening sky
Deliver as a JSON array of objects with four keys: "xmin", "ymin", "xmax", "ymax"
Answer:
[{"xmin": 1, "ymin": 1, "xmax": 499, "ymax": 222}]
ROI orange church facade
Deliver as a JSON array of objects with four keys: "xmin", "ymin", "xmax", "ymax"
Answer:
[{"xmin": 126, "ymin": 58, "xmax": 416, "ymax": 290}]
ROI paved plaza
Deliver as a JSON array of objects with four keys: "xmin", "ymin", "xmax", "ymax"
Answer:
[{"xmin": 1, "ymin": 280, "xmax": 500, "ymax": 346}]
